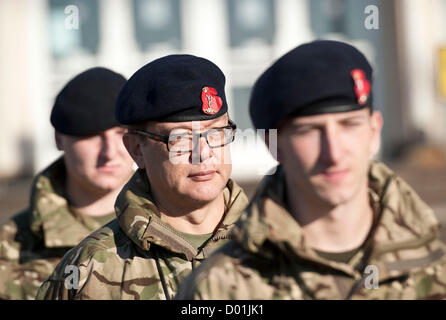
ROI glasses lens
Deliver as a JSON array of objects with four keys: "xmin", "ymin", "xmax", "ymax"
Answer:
[
  {"xmin": 208, "ymin": 128, "xmax": 234, "ymax": 147},
  {"xmin": 168, "ymin": 127, "xmax": 235, "ymax": 152},
  {"xmin": 168, "ymin": 134, "xmax": 193, "ymax": 152},
  {"xmin": 206, "ymin": 129, "xmax": 224, "ymax": 147}
]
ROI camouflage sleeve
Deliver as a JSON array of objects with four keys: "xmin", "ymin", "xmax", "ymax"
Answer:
[
  {"xmin": 176, "ymin": 246, "xmax": 273, "ymax": 300},
  {"xmin": 35, "ymin": 244, "xmax": 86, "ymax": 300},
  {"xmin": 175, "ymin": 246, "xmax": 239, "ymax": 300},
  {"xmin": 36, "ymin": 223, "xmax": 129, "ymax": 300},
  {"xmin": 174, "ymin": 267, "xmax": 205, "ymax": 300},
  {"xmin": 0, "ymin": 218, "xmax": 23, "ymax": 299},
  {"xmin": 0, "ymin": 209, "xmax": 47, "ymax": 300},
  {"xmin": 36, "ymin": 274, "xmax": 73, "ymax": 300},
  {"xmin": 175, "ymin": 254, "xmax": 251, "ymax": 300}
]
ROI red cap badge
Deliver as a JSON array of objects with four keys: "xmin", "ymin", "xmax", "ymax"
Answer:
[
  {"xmin": 350, "ymin": 69, "xmax": 370, "ymax": 106},
  {"xmin": 201, "ymin": 86, "xmax": 222, "ymax": 115}
]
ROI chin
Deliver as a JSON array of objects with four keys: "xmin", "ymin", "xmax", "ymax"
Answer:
[
  {"xmin": 192, "ymin": 189, "xmax": 221, "ymax": 201},
  {"xmin": 185, "ymin": 185, "xmax": 223, "ymax": 203},
  {"xmin": 90, "ymin": 178, "xmax": 124, "ymax": 193},
  {"xmin": 315, "ymin": 188, "xmax": 354, "ymax": 206}
]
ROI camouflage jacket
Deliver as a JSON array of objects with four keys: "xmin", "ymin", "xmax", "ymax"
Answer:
[
  {"xmin": 0, "ymin": 158, "xmax": 113, "ymax": 300},
  {"xmin": 176, "ymin": 162, "xmax": 446, "ymax": 300},
  {"xmin": 36, "ymin": 169, "xmax": 249, "ymax": 300}
]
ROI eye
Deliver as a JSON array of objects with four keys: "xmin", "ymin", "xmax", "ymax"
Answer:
[
  {"xmin": 293, "ymin": 126, "xmax": 317, "ymax": 135},
  {"xmin": 342, "ymin": 120, "xmax": 362, "ymax": 127},
  {"xmin": 170, "ymin": 133, "xmax": 192, "ymax": 141},
  {"xmin": 170, "ymin": 128, "xmax": 192, "ymax": 135},
  {"xmin": 117, "ymin": 130, "xmax": 126, "ymax": 135}
]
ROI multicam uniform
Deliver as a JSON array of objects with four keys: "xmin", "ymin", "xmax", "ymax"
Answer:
[
  {"xmin": 36, "ymin": 169, "xmax": 248, "ymax": 300},
  {"xmin": 0, "ymin": 158, "xmax": 115, "ymax": 300},
  {"xmin": 176, "ymin": 162, "xmax": 446, "ymax": 300}
]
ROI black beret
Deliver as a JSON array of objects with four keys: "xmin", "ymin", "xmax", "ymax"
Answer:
[
  {"xmin": 249, "ymin": 40, "xmax": 373, "ymax": 129},
  {"xmin": 51, "ymin": 67, "xmax": 126, "ymax": 136},
  {"xmin": 115, "ymin": 54, "xmax": 228, "ymax": 124}
]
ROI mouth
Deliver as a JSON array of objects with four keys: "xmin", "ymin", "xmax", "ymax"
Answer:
[
  {"xmin": 188, "ymin": 170, "xmax": 216, "ymax": 182},
  {"xmin": 320, "ymin": 169, "xmax": 349, "ymax": 182},
  {"xmin": 97, "ymin": 164, "xmax": 120, "ymax": 173}
]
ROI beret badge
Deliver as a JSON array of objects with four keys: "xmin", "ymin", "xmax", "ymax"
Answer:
[
  {"xmin": 351, "ymin": 69, "xmax": 370, "ymax": 106},
  {"xmin": 201, "ymin": 86, "xmax": 222, "ymax": 115}
]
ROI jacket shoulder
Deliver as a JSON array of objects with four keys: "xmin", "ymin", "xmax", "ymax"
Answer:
[
  {"xmin": 176, "ymin": 241, "xmax": 275, "ymax": 300},
  {"xmin": 62, "ymin": 219, "xmax": 132, "ymax": 267},
  {"xmin": 36, "ymin": 219, "xmax": 162, "ymax": 300}
]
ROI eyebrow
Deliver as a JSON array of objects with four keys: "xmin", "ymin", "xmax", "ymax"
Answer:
[
  {"xmin": 294, "ymin": 114, "xmax": 367, "ymax": 125},
  {"xmin": 158, "ymin": 121, "xmax": 230, "ymax": 135},
  {"xmin": 339, "ymin": 115, "xmax": 368, "ymax": 121}
]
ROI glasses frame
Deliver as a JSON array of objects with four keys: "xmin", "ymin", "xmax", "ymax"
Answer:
[{"xmin": 130, "ymin": 120, "xmax": 237, "ymax": 152}]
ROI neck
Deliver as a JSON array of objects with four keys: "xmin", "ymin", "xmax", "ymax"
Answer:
[
  {"xmin": 66, "ymin": 176, "xmax": 121, "ymax": 217},
  {"xmin": 152, "ymin": 190, "xmax": 226, "ymax": 235},
  {"xmin": 287, "ymin": 182, "xmax": 373, "ymax": 252}
]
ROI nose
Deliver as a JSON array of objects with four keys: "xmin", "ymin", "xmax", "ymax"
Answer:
[
  {"xmin": 190, "ymin": 135, "xmax": 213, "ymax": 164},
  {"xmin": 319, "ymin": 124, "xmax": 343, "ymax": 165},
  {"xmin": 100, "ymin": 132, "xmax": 119, "ymax": 160}
]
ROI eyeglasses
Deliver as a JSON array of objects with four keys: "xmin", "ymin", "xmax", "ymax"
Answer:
[{"xmin": 131, "ymin": 120, "xmax": 237, "ymax": 153}]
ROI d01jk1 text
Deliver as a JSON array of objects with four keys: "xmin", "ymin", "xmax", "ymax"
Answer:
[{"xmin": 180, "ymin": 304, "xmax": 264, "ymax": 318}]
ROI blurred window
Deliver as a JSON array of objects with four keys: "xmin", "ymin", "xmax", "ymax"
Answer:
[
  {"xmin": 231, "ymin": 87, "xmax": 254, "ymax": 130},
  {"xmin": 309, "ymin": 0, "xmax": 378, "ymax": 39},
  {"xmin": 227, "ymin": 0, "xmax": 276, "ymax": 47},
  {"xmin": 49, "ymin": 0, "xmax": 99, "ymax": 58},
  {"xmin": 132, "ymin": 0, "xmax": 182, "ymax": 51},
  {"xmin": 309, "ymin": 0, "xmax": 346, "ymax": 36}
]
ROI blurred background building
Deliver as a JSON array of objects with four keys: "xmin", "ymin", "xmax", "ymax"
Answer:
[{"xmin": 1, "ymin": 0, "xmax": 446, "ymax": 235}]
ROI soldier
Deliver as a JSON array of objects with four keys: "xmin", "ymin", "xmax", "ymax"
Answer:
[
  {"xmin": 176, "ymin": 40, "xmax": 446, "ymax": 300},
  {"xmin": 36, "ymin": 54, "xmax": 248, "ymax": 300},
  {"xmin": 0, "ymin": 67, "xmax": 135, "ymax": 299}
]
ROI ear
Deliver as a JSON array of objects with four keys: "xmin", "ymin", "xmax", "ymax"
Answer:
[
  {"xmin": 369, "ymin": 111, "xmax": 383, "ymax": 158},
  {"xmin": 55, "ymin": 131, "xmax": 63, "ymax": 151},
  {"xmin": 123, "ymin": 133, "xmax": 146, "ymax": 169}
]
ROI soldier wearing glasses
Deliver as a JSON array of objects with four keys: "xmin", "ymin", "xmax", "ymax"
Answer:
[
  {"xmin": 36, "ymin": 55, "xmax": 248, "ymax": 300},
  {"xmin": 176, "ymin": 41, "xmax": 446, "ymax": 300}
]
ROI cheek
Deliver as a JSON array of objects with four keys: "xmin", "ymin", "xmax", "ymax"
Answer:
[
  {"xmin": 120, "ymin": 150, "xmax": 135, "ymax": 168},
  {"xmin": 67, "ymin": 142, "xmax": 96, "ymax": 170},
  {"xmin": 117, "ymin": 140, "xmax": 133, "ymax": 160},
  {"xmin": 219, "ymin": 160, "xmax": 232, "ymax": 180},
  {"xmin": 144, "ymin": 149, "xmax": 188, "ymax": 184},
  {"xmin": 280, "ymin": 135, "xmax": 320, "ymax": 169},
  {"xmin": 343, "ymin": 128, "xmax": 373, "ymax": 160},
  {"xmin": 368, "ymin": 130, "xmax": 381, "ymax": 157},
  {"xmin": 212, "ymin": 145, "xmax": 232, "ymax": 167}
]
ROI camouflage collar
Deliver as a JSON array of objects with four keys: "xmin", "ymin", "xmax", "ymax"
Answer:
[
  {"xmin": 115, "ymin": 169, "xmax": 248, "ymax": 261},
  {"xmin": 233, "ymin": 162, "xmax": 443, "ymax": 279},
  {"xmin": 29, "ymin": 157, "xmax": 107, "ymax": 248}
]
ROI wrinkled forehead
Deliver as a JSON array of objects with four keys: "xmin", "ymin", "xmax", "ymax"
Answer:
[{"xmin": 146, "ymin": 113, "xmax": 229, "ymax": 133}]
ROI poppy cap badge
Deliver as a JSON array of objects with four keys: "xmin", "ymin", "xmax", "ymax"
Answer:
[
  {"xmin": 350, "ymin": 69, "xmax": 371, "ymax": 106},
  {"xmin": 201, "ymin": 86, "xmax": 223, "ymax": 115}
]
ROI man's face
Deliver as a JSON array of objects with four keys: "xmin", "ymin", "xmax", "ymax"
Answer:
[
  {"xmin": 277, "ymin": 108, "xmax": 383, "ymax": 206},
  {"xmin": 125, "ymin": 115, "xmax": 232, "ymax": 205},
  {"xmin": 57, "ymin": 127, "xmax": 135, "ymax": 194}
]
